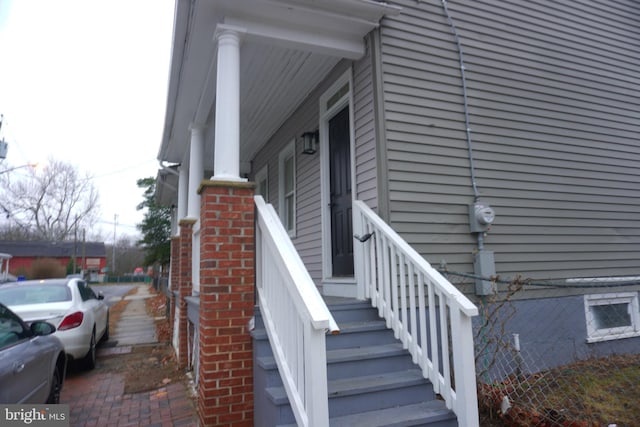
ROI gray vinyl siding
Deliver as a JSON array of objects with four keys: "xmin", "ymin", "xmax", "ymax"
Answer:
[
  {"xmin": 353, "ymin": 42, "xmax": 378, "ymax": 209},
  {"xmin": 380, "ymin": 0, "xmax": 640, "ymax": 286},
  {"xmin": 251, "ymin": 89, "xmax": 324, "ymax": 283}
]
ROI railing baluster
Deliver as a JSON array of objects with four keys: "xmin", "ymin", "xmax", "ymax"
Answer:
[
  {"xmin": 382, "ymin": 235, "xmax": 392, "ymax": 327},
  {"xmin": 417, "ymin": 270, "xmax": 428, "ymax": 377},
  {"xmin": 390, "ymin": 244, "xmax": 399, "ymax": 339},
  {"xmin": 366, "ymin": 221, "xmax": 374, "ymax": 300},
  {"xmin": 428, "ymin": 278, "xmax": 439, "ymax": 393},
  {"xmin": 399, "ymin": 253, "xmax": 409, "ymax": 349},
  {"xmin": 374, "ymin": 228, "xmax": 384, "ymax": 315},
  {"xmin": 407, "ymin": 262, "xmax": 418, "ymax": 363},
  {"xmin": 439, "ymin": 296, "xmax": 452, "ymax": 407}
]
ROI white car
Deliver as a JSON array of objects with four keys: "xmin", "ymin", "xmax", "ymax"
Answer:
[{"xmin": 0, "ymin": 278, "xmax": 109, "ymax": 370}]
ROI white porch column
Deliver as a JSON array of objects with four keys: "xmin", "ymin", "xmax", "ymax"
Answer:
[
  {"xmin": 176, "ymin": 165, "xmax": 189, "ymax": 234},
  {"xmin": 212, "ymin": 25, "xmax": 246, "ymax": 181},
  {"xmin": 187, "ymin": 124, "xmax": 205, "ymax": 218}
]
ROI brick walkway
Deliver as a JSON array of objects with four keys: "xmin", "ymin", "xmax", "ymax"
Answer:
[
  {"xmin": 60, "ymin": 284, "xmax": 198, "ymax": 426},
  {"xmin": 62, "ymin": 370, "xmax": 196, "ymax": 426}
]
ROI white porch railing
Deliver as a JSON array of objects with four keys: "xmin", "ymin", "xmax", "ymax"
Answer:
[
  {"xmin": 353, "ymin": 200, "xmax": 480, "ymax": 427},
  {"xmin": 255, "ymin": 196, "xmax": 339, "ymax": 427}
]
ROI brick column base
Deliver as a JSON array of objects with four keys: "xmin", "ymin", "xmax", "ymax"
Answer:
[
  {"xmin": 198, "ymin": 180, "xmax": 255, "ymax": 427},
  {"xmin": 178, "ymin": 219, "xmax": 196, "ymax": 368}
]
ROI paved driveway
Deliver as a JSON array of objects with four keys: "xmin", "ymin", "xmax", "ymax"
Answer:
[{"xmin": 91, "ymin": 284, "xmax": 136, "ymax": 307}]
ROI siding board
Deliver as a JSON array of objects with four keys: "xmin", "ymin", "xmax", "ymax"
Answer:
[
  {"xmin": 354, "ymin": 44, "xmax": 379, "ymax": 208},
  {"xmin": 381, "ymin": 0, "xmax": 640, "ymax": 284}
]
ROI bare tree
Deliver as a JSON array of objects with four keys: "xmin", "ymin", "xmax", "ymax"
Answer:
[
  {"xmin": 0, "ymin": 158, "xmax": 100, "ymax": 241},
  {"xmin": 105, "ymin": 235, "xmax": 145, "ymax": 275}
]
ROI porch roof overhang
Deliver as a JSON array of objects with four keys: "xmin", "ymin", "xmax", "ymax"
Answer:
[{"xmin": 155, "ymin": 0, "xmax": 400, "ymax": 205}]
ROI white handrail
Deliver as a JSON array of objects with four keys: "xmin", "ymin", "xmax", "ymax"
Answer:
[
  {"xmin": 255, "ymin": 196, "xmax": 339, "ymax": 427},
  {"xmin": 353, "ymin": 200, "xmax": 480, "ymax": 427}
]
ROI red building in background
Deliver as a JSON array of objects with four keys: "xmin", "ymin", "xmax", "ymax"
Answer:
[{"xmin": 0, "ymin": 240, "xmax": 107, "ymax": 279}]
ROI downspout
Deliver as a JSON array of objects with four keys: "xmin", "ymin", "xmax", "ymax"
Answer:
[
  {"xmin": 370, "ymin": 29, "xmax": 391, "ymax": 222},
  {"xmin": 159, "ymin": 160, "xmax": 180, "ymax": 176}
]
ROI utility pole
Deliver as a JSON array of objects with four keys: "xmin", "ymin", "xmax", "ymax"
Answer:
[
  {"xmin": 82, "ymin": 229, "xmax": 86, "ymax": 278},
  {"xmin": 73, "ymin": 215, "xmax": 78, "ymax": 274},
  {"xmin": 112, "ymin": 213, "xmax": 118, "ymax": 274},
  {"xmin": 0, "ymin": 114, "xmax": 6, "ymax": 160}
]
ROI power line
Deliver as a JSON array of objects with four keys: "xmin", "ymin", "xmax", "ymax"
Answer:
[
  {"xmin": 90, "ymin": 159, "xmax": 158, "ymax": 180},
  {"xmin": 97, "ymin": 219, "xmax": 138, "ymax": 229}
]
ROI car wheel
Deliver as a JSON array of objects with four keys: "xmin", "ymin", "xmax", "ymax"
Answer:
[
  {"xmin": 46, "ymin": 366, "xmax": 61, "ymax": 404},
  {"xmin": 82, "ymin": 329, "xmax": 96, "ymax": 370}
]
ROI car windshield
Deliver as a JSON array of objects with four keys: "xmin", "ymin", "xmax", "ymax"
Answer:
[{"xmin": 0, "ymin": 285, "xmax": 71, "ymax": 306}]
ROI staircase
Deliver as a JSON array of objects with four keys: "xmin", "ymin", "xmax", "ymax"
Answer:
[{"xmin": 253, "ymin": 298, "xmax": 457, "ymax": 427}]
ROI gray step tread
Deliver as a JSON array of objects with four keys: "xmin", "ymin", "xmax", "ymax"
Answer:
[
  {"xmin": 267, "ymin": 369, "xmax": 427, "ymax": 404},
  {"xmin": 277, "ymin": 401, "xmax": 454, "ymax": 427},
  {"xmin": 328, "ymin": 369, "xmax": 427, "ymax": 397},
  {"xmin": 252, "ymin": 319, "xmax": 388, "ymax": 341},
  {"xmin": 329, "ymin": 342, "xmax": 406, "ymax": 363},
  {"xmin": 332, "ymin": 319, "xmax": 388, "ymax": 333},
  {"xmin": 329, "ymin": 400, "xmax": 455, "ymax": 427},
  {"xmin": 257, "ymin": 342, "xmax": 407, "ymax": 370}
]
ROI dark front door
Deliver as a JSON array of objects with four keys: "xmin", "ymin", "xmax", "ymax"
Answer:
[{"xmin": 329, "ymin": 106, "xmax": 354, "ymax": 277}]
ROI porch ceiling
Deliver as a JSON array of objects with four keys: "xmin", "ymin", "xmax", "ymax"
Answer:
[{"xmin": 157, "ymin": 0, "xmax": 399, "ymax": 180}]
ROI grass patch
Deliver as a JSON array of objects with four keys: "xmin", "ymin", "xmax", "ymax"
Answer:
[{"xmin": 480, "ymin": 354, "xmax": 640, "ymax": 426}]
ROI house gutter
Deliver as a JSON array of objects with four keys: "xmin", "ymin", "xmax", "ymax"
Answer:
[{"xmin": 157, "ymin": 0, "xmax": 195, "ymax": 164}]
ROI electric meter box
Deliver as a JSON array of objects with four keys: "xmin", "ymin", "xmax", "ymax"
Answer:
[{"xmin": 469, "ymin": 202, "xmax": 495, "ymax": 233}]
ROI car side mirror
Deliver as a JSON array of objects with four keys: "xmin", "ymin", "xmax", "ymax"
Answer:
[
  {"xmin": 30, "ymin": 321, "xmax": 56, "ymax": 336},
  {"xmin": 97, "ymin": 292, "xmax": 105, "ymax": 300}
]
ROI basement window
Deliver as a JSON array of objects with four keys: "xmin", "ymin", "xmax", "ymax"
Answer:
[{"xmin": 584, "ymin": 292, "xmax": 640, "ymax": 343}]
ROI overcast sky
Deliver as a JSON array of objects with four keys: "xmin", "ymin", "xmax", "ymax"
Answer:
[{"xmin": 0, "ymin": 0, "xmax": 174, "ymax": 243}]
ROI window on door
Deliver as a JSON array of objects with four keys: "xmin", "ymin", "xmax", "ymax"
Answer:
[{"xmin": 278, "ymin": 141, "xmax": 296, "ymax": 236}]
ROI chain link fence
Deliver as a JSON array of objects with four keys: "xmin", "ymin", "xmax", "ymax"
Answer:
[{"xmin": 443, "ymin": 272, "xmax": 640, "ymax": 427}]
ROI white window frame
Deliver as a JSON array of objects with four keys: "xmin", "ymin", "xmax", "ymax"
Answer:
[
  {"xmin": 255, "ymin": 165, "xmax": 269, "ymax": 201},
  {"xmin": 584, "ymin": 292, "xmax": 640, "ymax": 343},
  {"xmin": 278, "ymin": 140, "xmax": 296, "ymax": 237}
]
